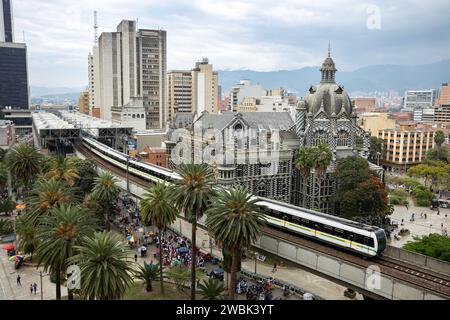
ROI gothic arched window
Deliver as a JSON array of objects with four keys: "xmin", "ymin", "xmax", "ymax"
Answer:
[
  {"xmin": 337, "ymin": 130, "xmax": 349, "ymax": 147},
  {"xmin": 313, "ymin": 130, "xmax": 328, "ymax": 146}
]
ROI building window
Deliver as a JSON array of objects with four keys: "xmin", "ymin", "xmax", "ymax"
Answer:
[
  {"xmin": 337, "ymin": 130, "xmax": 349, "ymax": 147},
  {"xmin": 313, "ymin": 130, "xmax": 328, "ymax": 145}
]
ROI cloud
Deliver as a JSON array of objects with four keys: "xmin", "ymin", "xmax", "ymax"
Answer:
[{"xmin": 10, "ymin": 0, "xmax": 450, "ymax": 87}]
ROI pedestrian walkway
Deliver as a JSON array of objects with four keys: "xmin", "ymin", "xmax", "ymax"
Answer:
[
  {"xmin": 389, "ymin": 198, "xmax": 450, "ymax": 247},
  {"xmin": 0, "ymin": 247, "xmax": 56, "ymax": 300},
  {"xmin": 170, "ymin": 217, "xmax": 358, "ymax": 300}
]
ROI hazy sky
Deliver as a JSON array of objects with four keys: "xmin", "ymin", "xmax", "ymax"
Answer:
[{"xmin": 11, "ymin": 0, "xmax": 450, "ymax": 87}]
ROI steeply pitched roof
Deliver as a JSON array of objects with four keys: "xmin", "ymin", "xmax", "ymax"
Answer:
[{"xmin": 195, "ymin": 112, "xmax": 294, "ymax": 132}]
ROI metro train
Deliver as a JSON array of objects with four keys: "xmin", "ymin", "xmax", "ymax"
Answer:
[{"xmin": 81, "ymin": 136, "xmax": 387, "ymax": 257}]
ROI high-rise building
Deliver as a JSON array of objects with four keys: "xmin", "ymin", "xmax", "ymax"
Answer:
[
  {"xmin": 0, "ymin": 0, "xmax": 29, "ymax": 110},
  {"xmin": 166, "ymin": 58, "xmax": 219, "ymax": 122},
  {"xmin": 167, "ymin": 70, "xmax": 193, "ymax": 121},
  {"xmin": 434, "ymin": 105, "xmax": 450, "ymax": 123},
  {"xmin": 90, "ymin": 20, "xmax": 166, "ymax": 129},
  {"xmin": 191, "ymin": 58, "xmax": 219, "ymax": 115},
  {"xmin": 0, "ymin": 0, "xmax": 14, "ymax": 42},
  {"xmin": 88, "ymin": 47, "xmax": 100, "ymax": 116}
]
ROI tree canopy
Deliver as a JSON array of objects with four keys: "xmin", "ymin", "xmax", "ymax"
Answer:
[
  {"xmin": 403, "ymin": 234, "xmax": 450, "ymax": 262},
  {"xmin": 333, "ymin": 156, "xmax": 389, "ymax": 222}
]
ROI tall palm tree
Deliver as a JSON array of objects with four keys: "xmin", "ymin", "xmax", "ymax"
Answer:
[
  {"xmin": 136, "ymin": 262, "xmax": 160, "ymax": 292},
  {"xmin": 206, "ymin": 187, "xmax": 266, "ymax": 299},
  {"xmin": 15, "ymin": 216, "xmax": 38, "ymax": 258},
  {"xmin": 295, "ymin": 146, "xmax": 316, "ymax": 206},
  {"xmin": 139, "ymin": 182, "xmax": 178, "ymax": 296},
  {"xmin": 314, "ymin": 144, "xmax": 333, "ymax": 175},
  {"xmin": 434, "ymin": 130, "xmax": 445, "ymax": 159},
  {"xmin": 35, "ymin": 204, "xmax": 97, "ymax": 300},
  {"xmin": 26, "ymin": 179, "xmax": 73, "ymax": 226},
  {"xmin": 68, "ymin": 231, "xmax": 135, "ymax": 300},
  {"xmin": 295, "ymin": 144, "xmax": 332, "ymax": 206},
  {"xmin": 44, "ymin": 156, "xmax": 80, "ymax": 186},
  {"xmin": 4, "ymin": 143, "xmax": 42, "ymax": 195},
  {"xmin": 171, "ymin": 163, "xmax": 215, "ymax": 300},
  {"xmin": 90, "ymin": 172, "xmax": 121, "ymax": 231}
]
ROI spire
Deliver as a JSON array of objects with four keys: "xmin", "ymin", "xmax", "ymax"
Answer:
[{"xmin": 320, "ymin": 45, "xmax": 337, "ymax": 83}]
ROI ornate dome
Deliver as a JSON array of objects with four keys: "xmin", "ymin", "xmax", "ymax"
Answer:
[{"xmin": 303, "ymin": 52, "xmax": 353, "ymax": 117}]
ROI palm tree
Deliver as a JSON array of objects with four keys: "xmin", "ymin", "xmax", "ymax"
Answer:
[
  {"xmin": 90, "ymin": 172, "xmax": 121, "ymax": 231},
  {"xmin": 35, "ymin": 204, "xmax": 97, "ymax": 300},
  {"xmin": 15, "ymin": 216, "xmax": 38, "ymax": 258},
  {"xmin": 136, "ymin": 262, "xmax": 160, "ymax": 292},
  {"xmin": 171, "ymin": 163, "xmax": 215, "ymax": 300},
  {"xmin": 206, "ymin": 187, "xmax": 266, "ymax": 299},
  {"xmin": 198, "ymin": 278, "xmax": 226, "ymax": 300},
  {"xmin": 295, "ymin": 144, "xmax": 332, "ymax": 206},
  {"xmin": 295, "ymin": 146, "xmax": 316, "ymax": 206},
  {"xmin": 68, "ymin": 231, "xmax": 135, "ymax": 300},
  {"xmin": 434, "ymin": 130, "xmax": 445, "ymax": 159},
  {"xmin": 139, "ymin": 182, "xmax": 178, "ymax": 296},
  {"xmin": 44, "ymin": 156, "xmax": 80, "ymax": 186},
  {"xmin": 314, "ymin": 144, "xmax": 333, "ymax": 175},
  {"xmin": 26, "ymin": 179, "xmax": 73, "ymax": 226},
  {"xmin": 4, "ymin": 143, "xmax": 42, "ymax": 195}
]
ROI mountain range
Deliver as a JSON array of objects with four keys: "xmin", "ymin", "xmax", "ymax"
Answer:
[
  {"xmin": 218, "ymin": 59, "xmax": 450, "ymax": 96},
  {"xmin": 30, "ymin": 59, "xmax": 450, "ymax": 99}
]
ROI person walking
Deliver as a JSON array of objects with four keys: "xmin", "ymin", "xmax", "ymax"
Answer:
[
  {"xmin": 272, "ymin": 263, "xmax": 277, "ymax": 273},
  {"xmin": 30, "ymin": 284, "xmax": 33, "ymax": 295},
  {"xmin": 33, "ymin": 283, "xmax": 37, "ymax": 294},
  {"xmin": 134, "ymin": 253, "xmax": 138, "ymax": 262},
  {"xmin": 16, "ymin": 275, "xmax": 21, "ymax": 285}
]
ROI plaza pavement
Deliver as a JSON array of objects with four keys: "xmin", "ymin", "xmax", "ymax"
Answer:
[{"xmin": 389, "ymin": 198, "xmax": 450, "ymax": 248}]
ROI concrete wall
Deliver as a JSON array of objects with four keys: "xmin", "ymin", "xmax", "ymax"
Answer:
[{"xmin": 383, "ymin": 246, "xmax": 450, "ymax": 275}]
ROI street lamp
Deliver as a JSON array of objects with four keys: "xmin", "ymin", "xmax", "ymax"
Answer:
[{"xmin": 254, "ymin": 251, "xmax": 258, "ymax": 274}]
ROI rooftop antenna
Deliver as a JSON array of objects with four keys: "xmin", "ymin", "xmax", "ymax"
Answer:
[
  {"xmin": 328, "ymin": 41, "xmax": 331, "ymax": 57},
  {"xmin": 22, "ymin": 31, "xmax": 25, "ymax": 43},
  {"xmin": 94, "ymin": 11, "xmax": 98, "ymax": 46},
  {"xmin": 136, "ymin": 17, "xmax": 139, "ymax": 29}
]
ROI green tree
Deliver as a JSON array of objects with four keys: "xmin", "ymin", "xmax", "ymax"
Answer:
[
  {"xmin": 403, "ymin": 234, "xmax": 450, "ymax": 262},
  {"xmin": 206, "ymin": 187, "xmax": 266, "ymax": 299},
  {"xmin": 44, "ymin": 156, "xmax": 80, "ymax": 187},
  {"xmin": 198, "ymin": 278, "xmax": 226, "ymax": 300},
  {"xmin": 139, "ymin": 182, "xmax": 178, "ymax": 296},
  {"xmin": 295, "ymin": 144, "xmax": 333, "ymax": 205},
  {"xmin": 411, "ymin": 185, "xmax": 435, "ymax": 207},
  {"xmin": 26, "ymin": 179, "xmax": 73, "ymax": 226},
  {"xmin": 68, "ymin": 231, "xmax": 135, "ymax": 300},
  {"xmin": 35, "ymin": 204, "xmax": 97, "ymax": 300},
  {"xmin": 0, "ymin": 198, "xmax": 16, "ymax": 216},
  {"xmin": 434, "ymin": 130, "xmax": 445, "ymax": 159},
  {"xmin": 171, "ymin": 163, "xmax": 215, "ymax": 300},
  {"xmin": 339, "ymin": 176, "xmax": 389, "ymax": 223},
  {"xmin": 0, "ymin": 218, "xmax": 13, "ymax": 236},
  {"xmin": 136, "ymin": 262, "xmax": 160, "ymax": 292},
  {"xmin": 16, "ymin": 216, "xmax": 38, "ymax": 257},
  {"xmin": 90, "ymin": 172, "xmax": 121, "ymax": 231},
  {"xmin": 368, "ymin": 136, "xmax": 384, "ymax": 164},
  {"xmin": 4, "ymin": 144, "xmax": 42, "ymax": 194},
  {"xmin": 334, "ymin": 156, "xmax": 371, "ymax": 191},
  {"xmin": 71, "ymin": 158, "xmax": 98, "ymax": 196},
  {"xmin": 426, "ymin": 145, "xmax": 449, "ymax": 163},
  {"xmin": 333, "ymin": 156, "xmax": 389, "ymax": 223}
]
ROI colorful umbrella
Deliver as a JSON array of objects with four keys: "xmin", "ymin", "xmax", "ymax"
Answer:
[
  {"xmin": 2, "ymin": 244, "xmax": 15, "ymax": 251},
  {"xmin": 9, "ymin": 255, "xmax": 23, "ymax": 262}
]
